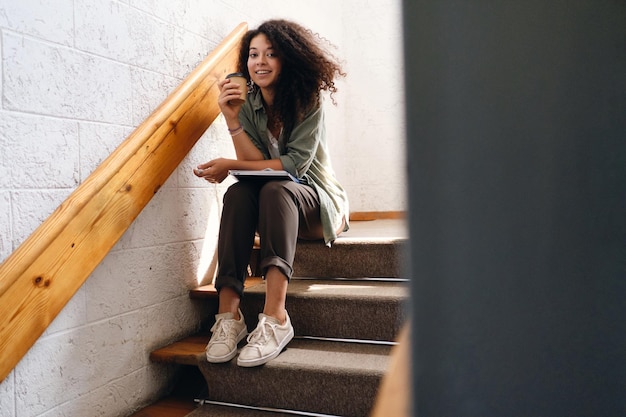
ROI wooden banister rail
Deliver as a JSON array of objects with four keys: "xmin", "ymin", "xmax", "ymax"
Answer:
[{"xmin": 0, "ymin": 22, "xmax": 248, "ymax": 382}]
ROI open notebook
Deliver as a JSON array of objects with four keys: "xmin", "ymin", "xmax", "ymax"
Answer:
[{"xmin": 228, "ymin": 169, "xmax": 299, "ymax": 183}]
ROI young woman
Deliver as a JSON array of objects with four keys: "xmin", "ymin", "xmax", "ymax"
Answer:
[{"xmin": 194, "ymin": 19, "xmax": 349, "ymax": 367}]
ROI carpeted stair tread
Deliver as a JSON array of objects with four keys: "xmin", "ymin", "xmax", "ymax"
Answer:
[
  {"xmin": 340, "ymin": 218, "xmax": 407, "ymax": 240},
  {"xmin": 190, "ymin": 277, "xmax": 408, "ymax": 299},
  {"xmin": 145, "ymin": 219, "xmax": 408, "ymax": 417},
  {"xmin": 197, "ymin": 339, "xmax": 391, "ymax": 417},
  {"xmin": 249, "ymin": 338, "xmax": 391, "ymax": 372},
  {"xmin": 298, "ymin": 218, "xmax": 407, "ymax": 279},
  {"xmin": 149, "ymin": 336, "xmax": 392, "ymax": 416},
  {"xmin": 293, "ymin": 238, "xmax": 407, "ymax": 278},
  {"xmin": 249, "ymin": 219, "xmax": 408, "ymax": 278},
  {"xmin": 248, "ymin": 278, "xmax": 407, "ymax": 300},
  {"xmin": 241, "ymin": 279, "xmax": 408, "ymax": 341}
]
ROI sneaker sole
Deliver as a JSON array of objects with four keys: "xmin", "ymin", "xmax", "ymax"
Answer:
[
  {"xmin": 206, "ymin": 327, "xmax": 248, "ymax": 363},
  {"xmin": 236, "ymin": 327, "xmax": 294, "ymax": 368}
]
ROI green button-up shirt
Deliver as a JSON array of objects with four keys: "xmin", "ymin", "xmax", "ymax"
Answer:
[{"xmin": 238, "ymin": 89, "xmax": 350, "ymax": 244}]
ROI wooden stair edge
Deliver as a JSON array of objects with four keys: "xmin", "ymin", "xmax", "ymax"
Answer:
[
  {"xmin": 349, "ymin": 211, "xmax": 405, "ymax": 221},
  {"xmin": 150, "ymin": 334, "xmax": 210, "ymax": 366},
  {"xmin": 128, "ymin": 396, "xmax": 197, "ymax": 417},
  {"xmin": 190, "ymin": 277, "xmax": 264, "ymax": 298}
]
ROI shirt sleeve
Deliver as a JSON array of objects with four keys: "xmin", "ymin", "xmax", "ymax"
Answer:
[
  {"xmin": 279, "ymin": 105, "xmax": 323, "ymax": 178},
  {"xmin": 238, "ymin": 100, "xmax": 271, "ymax": 159}
]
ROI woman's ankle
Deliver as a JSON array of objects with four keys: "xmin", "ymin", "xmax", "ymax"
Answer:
[
  {"xmin": 262, "ymin": 308, "xmax": 286, "ymax": 325},
  {"xmin": 218, "ymin": 287, "xmax": 241, "ymax": 318}
]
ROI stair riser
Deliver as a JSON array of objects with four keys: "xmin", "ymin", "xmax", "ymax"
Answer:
[
  {"xmin": 251, "ymin": 241, "xmax": 407, "ymax": 278},
  {"xmin": 198, "ymin": 362, "xmax": 383, "ymax": 417},
  {"xmin": 296, "ymin": 241, "xmax": 406, "ymax": 278},
  {"xmin": 241, "ymin": 295, "xmax": 407, "ymax": 341}
]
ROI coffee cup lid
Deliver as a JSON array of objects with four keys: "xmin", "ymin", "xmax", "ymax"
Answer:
[{"xmin": 226, "ymin": 72, "xmax": 245, "ymax": 78}]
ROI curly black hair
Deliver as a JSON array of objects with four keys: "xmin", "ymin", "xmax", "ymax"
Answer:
[{"xmin": 237, "ymin": 19, "xmax": 346, "ymax": 136}]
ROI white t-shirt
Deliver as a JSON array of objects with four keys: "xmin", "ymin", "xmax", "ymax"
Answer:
[{"xmin": 267, "ymin": 128, "xmax": 281, "ymax": 158}]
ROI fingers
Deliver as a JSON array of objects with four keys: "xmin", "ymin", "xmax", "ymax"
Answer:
[
  {"xmin": 194, "ymin": 166, "xmax": 214, "ymax": 182},
  {"xmin": 194, "ymin": 157, "xmax": 232, "ymax": 184},
  {"xmin": 222, "ymin": 79, "xmax": 241, "ymax": 94},
  {"xmin": 194, "ymin": 164, "xmax": 213, "ymax": 177},
  {"xmin": 218, "ymin": 78, "xmax": 236, "ymax": 94},
  {"xmin": 219, "ymin": 80, "xmax": 243, "ymax": 104},
  {"xmin": 193, "ymin": 165, "xmax": 224, "ymax": 184}
]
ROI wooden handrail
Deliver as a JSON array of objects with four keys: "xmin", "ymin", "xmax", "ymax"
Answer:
[{"xmin": 0, "ymin": 22, "xmax": 248, "ymax": 382}]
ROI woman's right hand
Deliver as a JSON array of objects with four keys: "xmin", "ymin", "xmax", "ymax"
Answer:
[
  {"xmin": 194, "ymin": 158, "xmax": 232, "ymax": 184},
  {"xmin": 217, "ymin": 78, "xmax": 244, "ymax": 122}
]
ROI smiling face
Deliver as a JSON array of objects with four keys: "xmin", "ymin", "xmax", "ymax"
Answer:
[{"xmin": 247, "ymin": 33, "xmax": 282, "ymax": 100}]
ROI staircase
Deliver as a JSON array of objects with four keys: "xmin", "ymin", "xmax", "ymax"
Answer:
[{"xmin": 139, "ymin": 218, "xmax": 408, "ymax": 417}]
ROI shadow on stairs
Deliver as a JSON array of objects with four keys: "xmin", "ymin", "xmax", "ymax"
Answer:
[{"xmin": 130, "ymin": 219, "xmax": 409, "ymax": 417}]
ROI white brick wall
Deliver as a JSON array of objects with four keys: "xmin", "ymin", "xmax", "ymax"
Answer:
[{"xmin": 0, "ymin": 1, "xmax": 404, "ymax": 416}]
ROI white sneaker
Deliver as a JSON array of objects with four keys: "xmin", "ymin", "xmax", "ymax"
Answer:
[
  {"xmin": 237, "ymin": 312, "xmax": 294, "ymax": 367},
  {"xmin": 205, "ymin": 309, "xmax": 248, "ymax": 363}
]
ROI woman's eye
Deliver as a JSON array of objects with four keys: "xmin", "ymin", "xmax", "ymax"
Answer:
[{"xmin": 249, "ymin": 53, "xmax": 258, "ymax": 58}]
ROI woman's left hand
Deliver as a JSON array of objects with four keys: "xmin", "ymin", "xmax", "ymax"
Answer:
[{"xmin": 193, "ymin": 158, "xmax": 232, "ymax": 183}]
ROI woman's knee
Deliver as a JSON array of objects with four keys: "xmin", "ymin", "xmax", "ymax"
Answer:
[
  {"xmin": 260, "ymin": 180, "xmax": 290, "ymax": 195},
  {"xmin": 259, "ymin": 181, "xmax": 297, "ymax": 204},
  {"xmin": 223, "ymin": 181, "xmax": 259, "ymax": 207}
]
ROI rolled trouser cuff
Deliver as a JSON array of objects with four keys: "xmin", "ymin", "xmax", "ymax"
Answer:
[
  {"xmin": 214, "ymin": 275, "xmax": 245, "ymax": 298},
  {"xmin": 259, "ymin": 256, "xmax": 293, "ymax": 281}
]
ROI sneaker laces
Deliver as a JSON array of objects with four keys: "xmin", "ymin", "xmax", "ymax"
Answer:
[
  {"xmin": 210, "ymin": 317, "xmax": 236, "ymax": 344},
  {"xmin": 246, "ymin": 317, "xmax": 278, "ymax": 349}
]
